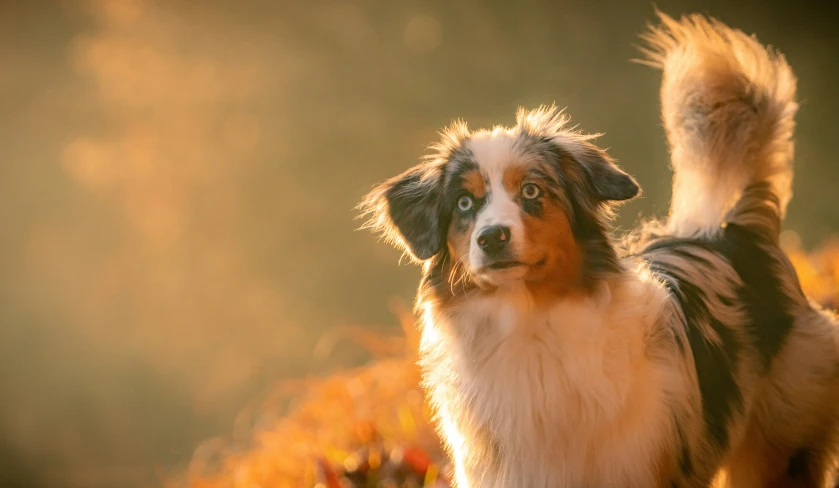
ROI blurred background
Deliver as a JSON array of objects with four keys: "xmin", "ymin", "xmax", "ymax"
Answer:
[{"xmin": 1, "ymin": 0, "xmax": 837, "ymax": 487}]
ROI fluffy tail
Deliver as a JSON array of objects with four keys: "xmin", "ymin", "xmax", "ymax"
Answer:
[{"xmin": 639, "ymin": 12, "xmax": 798, "ymax": 242}]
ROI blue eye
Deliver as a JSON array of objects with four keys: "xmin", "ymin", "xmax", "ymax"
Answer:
[
  {"xmin": 457, "ymin": 195, "xmax": 474, "ymax": 212},
  {"xmin": 522, "ymin": 183, "xmax": 541, "ymax": 199}
]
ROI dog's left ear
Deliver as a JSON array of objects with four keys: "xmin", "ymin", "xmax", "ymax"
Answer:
[
  {"xmin": 358, "ymin": 163, "xmax": 446, "ymax": 262},
  {"xmin": 573, "ymin": 145, "xmax": 641, "ymax": 202}
]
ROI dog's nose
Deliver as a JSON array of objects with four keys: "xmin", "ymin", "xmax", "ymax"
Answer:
[{"xmin": 477, "ymin": 225, "xmax": 510, "ymax": 254}]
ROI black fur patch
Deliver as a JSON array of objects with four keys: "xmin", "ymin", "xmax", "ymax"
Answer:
[
  {"xmin": 640, "ymin": 236, "xmax": 748, "ymax": 450},
  {"xmin": 638, "ymin": 224, "xmax": 801, "ymax": 454},
  {"xmin": 650, "ymin": 257, "xmax": 744, "ymax": 449},
  {"xmin": 580, "ymin": 154, "xmax": 640, "ymax": 201},
  {"xmin": 643, "ymin": 224, "xmax": 799, "ymax": 367},
  {"xmin": 786, "ymin": 447, "xmax": 811, "ymax": 478},
  {"xmin": 715, "ymin": 224, "xmax": 797, "ymax": 368},
  {"xmin": 383, "ymin": 167, "xmax": 446, "ymax": 261},
  {"xmin": 521, "ymin": 196, "xmax": 544, "ymax": 217},
  {"xmin": 674, "ymin": 410, "xmax": 693, "ymax": 475},
  {"xmin": 569, "ymin": 196, "xmax": 624, "ymax": 283}
]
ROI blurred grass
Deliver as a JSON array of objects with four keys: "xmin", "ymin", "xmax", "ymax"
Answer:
[{"xmin": 175, "ymin": 232, "xmax": 839, "ymax": 488}]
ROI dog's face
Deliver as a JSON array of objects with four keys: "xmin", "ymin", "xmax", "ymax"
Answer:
[
  {"xmin": 360, "ymin": 106, "xmax": 640, "ymax": 295},
  {"xmin": 445, "ymin": 129, "xmax": 586, "ymax": 287}
]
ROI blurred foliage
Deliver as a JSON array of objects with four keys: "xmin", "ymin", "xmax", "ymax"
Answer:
[
  {"xmin": 177, "ymin": 303, "xmax": 452, "ymax": 488},
  {"xmin": 783, "ymin": 233, "xmax": 839, "ymax": 310}
]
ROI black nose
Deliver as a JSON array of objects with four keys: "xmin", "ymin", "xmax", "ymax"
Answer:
[{"xmin": 477, "ymin": 225, "xmax": 510, "ymax": 254}]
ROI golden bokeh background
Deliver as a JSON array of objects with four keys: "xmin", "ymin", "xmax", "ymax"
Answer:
[{"xmin": 0, "ymin": 0, "xmax": 837, "ymax": 487}]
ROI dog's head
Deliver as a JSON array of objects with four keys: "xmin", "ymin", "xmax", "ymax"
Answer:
[{"xmin": 359, "ymin": 105, "xmax": 640, "ymax": 296}]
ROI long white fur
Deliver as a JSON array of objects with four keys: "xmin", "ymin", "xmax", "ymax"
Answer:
[{"xmin": 420, "ymin": 270, "xmax": 687, "ymax": 487}]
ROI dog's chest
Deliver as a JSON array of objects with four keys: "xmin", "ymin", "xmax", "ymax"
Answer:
[
  {"xmin": 422, "ymin": 286, "xmax": 668, "ymax": 486},
  {"xmin": 450, "ymin": 290, "xmax": 630, "ymax": 424}
]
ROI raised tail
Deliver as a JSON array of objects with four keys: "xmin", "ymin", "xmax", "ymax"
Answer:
[{"xmin": 639, "ymin": 11, "xmax": 798, "ymax": 242}]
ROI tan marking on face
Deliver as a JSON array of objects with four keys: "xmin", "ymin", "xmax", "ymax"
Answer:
[
  {"xmin": 501, "ymin": 163, "xmax": 527, "ymax": 195},
  {"xmin": 462, "ymin": 169, "xmax": 486, "ymax": 199},
  {"xmin": 521, "ymin": 197, "xmax": 583, "ymax": 304},
  {"xmin": 499, "ymin": 163, "xmax": 583, "ymax": 302}
]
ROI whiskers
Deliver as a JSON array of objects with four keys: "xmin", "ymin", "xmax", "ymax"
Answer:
[{"xmin": 448, "ymin": 255, "xmax": 478, "ymax": 298}]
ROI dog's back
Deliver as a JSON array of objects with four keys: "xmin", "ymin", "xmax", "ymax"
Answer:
[
  {"xmin": 632, "ymin": 221, "xmax": 839, "ymax": 486},
  {"xmin": 635, "ymin": 13, "xmax": 839, "ymax": 487}
]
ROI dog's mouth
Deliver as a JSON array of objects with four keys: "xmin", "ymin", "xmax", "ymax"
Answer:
[
  {"xmin": 487, "ymin": 261, "xmax": 523, "ymax": 270},
  {"xmin": 483, "ymin": 258, "xmax": 546, "ymax": 271}
]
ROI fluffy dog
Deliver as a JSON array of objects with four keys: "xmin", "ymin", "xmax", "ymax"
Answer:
[{"xmin": 359, "ymin": 12, "xmax": 839, "ymax": 487}]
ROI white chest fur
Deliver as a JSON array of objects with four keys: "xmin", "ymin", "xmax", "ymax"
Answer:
[{"xmin": 419, "ymin": 277, "xmax": 682, "ymax": 487}]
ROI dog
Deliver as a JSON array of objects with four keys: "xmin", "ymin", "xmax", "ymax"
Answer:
[{"xmin": 358, "ymin": 12, "xmax": 839, "ymax": 487}]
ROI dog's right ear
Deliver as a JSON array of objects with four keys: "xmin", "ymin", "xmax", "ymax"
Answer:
[{"xmin": 358, "ymin": 163, "xmax": 445, "ymax": 262}]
